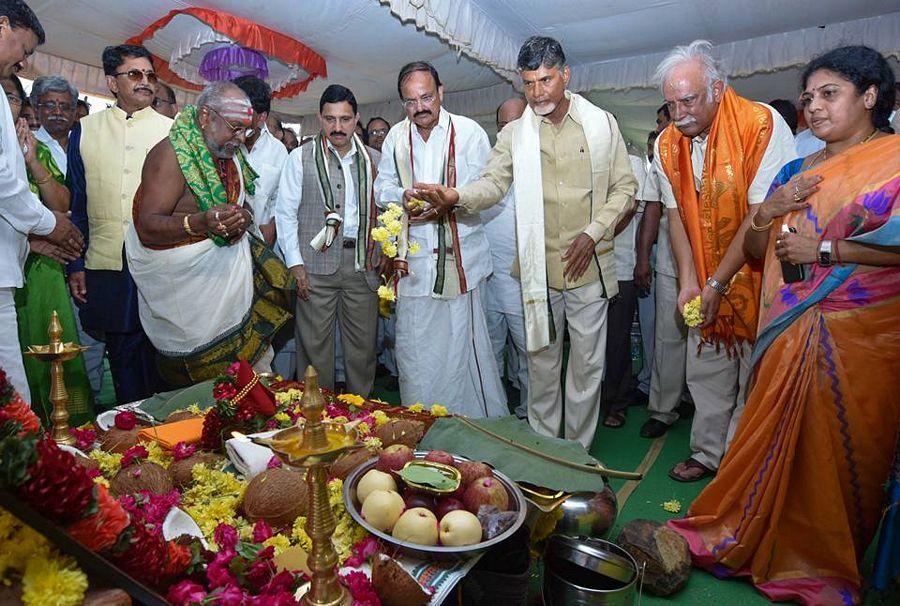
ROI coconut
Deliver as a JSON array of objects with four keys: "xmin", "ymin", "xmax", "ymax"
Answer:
[
  {"xmin": 99, "ymin": 427, "xmax": 142, "ymax": 453},
  {"xmin": 372, "ymin": 554, "xmax": 430, "ymax": 606},
  {"xmin": 375, "ymin": 419, "xmax": 425, "ymax": 448},
  {"xmin": 168, "ymin": 452, "xmax": 225, "ymax": 488},
  {"xmin": 330, "ymin": 447, "xmax": 380, "ymax": 481},
  {"xmin": 110, "ymin": 461, "xmax": 174, "ymax": 496},
  {"xmin": 165, "ymin": 410, "xmax": 201, "ymax": 423},
  {"xmin": 73, "ymin": 453, "xmax": 99, "ymax": 472},
  {"xmin": 617, "ymin": 519, "xmax": 691, "ymax": 596},
  {"xmin": 242, "ymin": 468, "xmax": 308, "ymax": 528}
]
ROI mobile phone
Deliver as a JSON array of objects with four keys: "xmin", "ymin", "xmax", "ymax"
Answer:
[{"xmin": 780, "ymin": 225, "xmax": 805, "ymax": 283}]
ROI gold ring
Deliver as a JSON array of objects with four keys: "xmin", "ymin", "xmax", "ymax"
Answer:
[{"xmin": 793, "ymin": 191, "xmax": 802, "ymax": 202}]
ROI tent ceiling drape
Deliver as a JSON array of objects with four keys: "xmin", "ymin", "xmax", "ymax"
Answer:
[{"xmin": 25, "ymin": 0, "xmax": 900, "ymax": 144}]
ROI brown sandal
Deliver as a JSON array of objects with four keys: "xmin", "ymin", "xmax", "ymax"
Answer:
[
  {"xmin": 668, "ymin": 457, "xmax": 715, "ymax": 482},
  {"xmin": 603, "ymin": 410, "xmax": 627, "ymax": 428}
]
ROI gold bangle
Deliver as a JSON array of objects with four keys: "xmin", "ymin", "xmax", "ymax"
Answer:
[
  {"xmin": 33, "ymin": 173, "xmax": 52, "ymax": 185},
  {"xmin": 183, "ymin": 214, "xmax": 198, "ymax": 236},
  {"xmin": 750, "ymin": 214, "xmax": 774, "ymax": 232}
]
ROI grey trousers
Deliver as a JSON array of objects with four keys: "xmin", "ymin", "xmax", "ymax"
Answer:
[
  {"xmin": 685, "ymin": 329, "xmax": 752, "ymax": 470},
  {"xmin": 295, "ymin": 247, "xmax": 378, "ymax": 396},
  {"xmin": 648, "ymin": 273, "xmax": 687, "ymax": 425}
]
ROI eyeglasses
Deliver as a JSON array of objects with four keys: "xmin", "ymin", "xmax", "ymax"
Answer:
[
  {"xmin": 36, "ymin": 101, "xmax": 74, "ymax": 113},
  {"xmin": 401, "ymin": 93, "xmax": 436, "ymax": 109},
  {"xmin": 208, "ymin": 106, "xmax": 255, "ymax": 139},
  {"xmin": 113, "ymin": 69, "xmax": 158, "ymax": 84},
  {"xmin": 152, "ymin": 97, "xmax": 175, "ymax": 109},
  {"xmin": 5, "ymin": 92, "xmax": 22, "ymax": 106},
  {"xmin": 368, "ymin": 128, "xmax": 389, "ymax": 137}
]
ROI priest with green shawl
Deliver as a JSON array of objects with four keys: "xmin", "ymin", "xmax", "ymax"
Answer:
[{"xmin": 125, "ymin": 81, "xmax": 293, "ymax": 387}]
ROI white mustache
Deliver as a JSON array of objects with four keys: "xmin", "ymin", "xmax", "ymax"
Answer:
[{"xmin": 675, "ymin": 117, "xmax": 696, "ymax": 128}]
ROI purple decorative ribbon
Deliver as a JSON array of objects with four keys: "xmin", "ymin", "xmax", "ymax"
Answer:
[{"xmin": 199, "ymin": 45, "xmax": 269, "ymax": 81}]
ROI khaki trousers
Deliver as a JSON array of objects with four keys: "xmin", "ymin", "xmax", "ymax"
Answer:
[
  {"xmin": 295, "ymin": 247, "xmax": 378, "ymax": 396},
  {"xmin": 685, "ymin": 329, "xmax": 752, "ymax": 470},
  {"xmin": 648, "ymin": 273, "xmax": 688, "ymax": 424},
  {"xmin": 527, "ymin": 280, "xmax": 609, "ymax": 449}
]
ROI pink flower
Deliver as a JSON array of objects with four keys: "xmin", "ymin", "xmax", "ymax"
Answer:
[
  {"xmin": 167, "ymin": 579, "xmax": 207, "ymax": 605},
  {"xmin": 226, "ymin": 362, "xmax": 241, "ymax": 376},
  {"xmin": 172, "ymin": 441, "xmax": 196, "ymax": 461},
  {"xmin": 266, "ymin": 455, "xmax": 283, "ymax": 470},
  {"xmin": 114, "ymin": 411, "xmax": 137, "ymax": 430},
  {"xmin": 263, "ymin": 570, "xmax": 299, "ymax": 595},
  {"xmin": 213, "ymin": 584, "xmax": 245, "ymax": 606},
  {"xmin": 120, "ymin": 444, "xmax": 149, "ymax": 468},
  {"xmin": 141, "ymin": 490, "xmax": 180, "ymax": 525},
  {"xmin": 206, "ymin": 551, "xmax": 238, "ymax": 589},
  {"xmin": 252, "ymin": 520, "xmax": 273, "ymax": 543},
  {"xmin": 341, "ymin": 570, "xmax": 380, "ymax": 605},
  {"xmin": 70, "ymin": 427, "xmax": 97, "ymax": 451},
  {"xmin": 246, "ymin": 557, "xmax": 275, "ymax": 591},
  {"xmin": 213, "ymin": 523, "xmax": 239, "ymax": 552},
  {"xmin": 213, "ymin": 381, "xmax": 238, "ymax": 402},
  {"xmin": 345, "ymin": 536, "xmax": 382, "ymax": 567}
]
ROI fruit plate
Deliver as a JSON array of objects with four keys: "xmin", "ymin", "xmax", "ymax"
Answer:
[{"xmin": 343, "ymin": 451, "xmax": 527, "ymax": 560}]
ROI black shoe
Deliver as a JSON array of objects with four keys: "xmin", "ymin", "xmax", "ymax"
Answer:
[
  {"xmin": 676, "ymin": 400, "xmax": 695, "ymax": 419},
  {"xmin": 640, "ymin": 418, "xmax": 671, "ymax": 438}
]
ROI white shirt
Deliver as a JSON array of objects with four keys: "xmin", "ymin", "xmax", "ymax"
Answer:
[
  {"xmin": 375, "ymin": 107, "xmax": 493, "ymax": 298},
  {"xmin": 35, "ymin": 126, "xmax": 67, "ymax": 176},
  {"xmin": 794, "ymin": 128, "xmax": 825, "ymax": 158},
  {"xmin": 274, "ymin": 137, "xmax": 360, "ymax": 268},
  {"xmin": 613, "ymin": 155, "xmax": 647, "ymax": 281},
  {"xmin": 243, "ymin": 123, "xmax": 287, "ymax": 230},
  {"xmin": 0, "ymin": 93, "xmax": 56, "ymax": 288},
  {"xmin": 654, "ymin": 102, "xmax": 797, "ymax": 210},
  {"xmin": 481, "ymin": 186, "xmax": 523, "ymax": 315}
]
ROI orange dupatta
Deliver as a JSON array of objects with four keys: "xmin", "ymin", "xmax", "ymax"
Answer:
[{"xmin": 657, "ymin": 87, "xmax": 772, "ymax": 347}]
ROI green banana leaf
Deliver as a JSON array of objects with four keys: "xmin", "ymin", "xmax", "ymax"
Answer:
[
  {"xmin": 138, "ymin": 379, "xmax": 217, "ymax": 421},
  {"xmin": 418, "ymin": 416, "xmax": 607, "ymax": 493}
]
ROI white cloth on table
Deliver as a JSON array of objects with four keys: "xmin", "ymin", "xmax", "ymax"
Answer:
[
  {"xmin": 654, "ymin": 102, "xmax": 798, "ymax": 210},
  {"xmin": 243, "ymin": 123, "xmax": 287, "ymax": 235},
  {"xmin": 35, "ymin": 126, "xmax": 68, "ymax": 176},
  {"xmin": 395, "ymin": 283, "xmax": 506, "ymax": 418},
  {"xmin": 225, "ymin": 430, "xmax": 278, "ymax": 479}
]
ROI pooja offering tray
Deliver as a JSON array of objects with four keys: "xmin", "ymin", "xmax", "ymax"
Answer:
[{"xmin": 344, "ymin": 450, "xmax": 526, "ymax": 560}]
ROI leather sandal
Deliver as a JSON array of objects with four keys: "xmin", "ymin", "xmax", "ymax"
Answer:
[{"xmin": 668, "ymin": 457, "xmax": 715, "ymax": 482}]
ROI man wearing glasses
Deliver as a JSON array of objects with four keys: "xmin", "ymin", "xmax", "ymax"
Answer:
[
  {"xmin": 29, "ymin": 75, "xmax": 77, "ymax": 175},
  {"xmin": 152, "ymin": 81, "xmax": 179, "ymax": 119},
  {"xmin": 66, "ymin": 44, "xmax": 173, "ymax": 404},
  {"xmin": 365, "ymin": 117, "xmax": 390, "ymax": 152},
  {"xmin": 374, "ymin": 61, "xmax": 507, "ymax": 418}
]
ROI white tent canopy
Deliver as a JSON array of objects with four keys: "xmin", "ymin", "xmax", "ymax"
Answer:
[{"xmin": 24, "ymin": 0, "xmax": 900, "ymax": 144}]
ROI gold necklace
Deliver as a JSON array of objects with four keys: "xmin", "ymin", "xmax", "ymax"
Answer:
[{"xmin": 817, "ymin": 129, "xmax": 879, "ymax": 164}]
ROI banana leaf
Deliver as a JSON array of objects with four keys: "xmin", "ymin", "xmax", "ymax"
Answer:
[
  {"xmin": 138, "ymin": 379, "xmax": 217, "ymax": 421},
  {"xmin": 418, "ymin": 416, "xmax": 607, "ymax": 493}
]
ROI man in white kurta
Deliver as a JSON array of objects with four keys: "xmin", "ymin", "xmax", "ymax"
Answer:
[{"xmin": 374, "ymin": 62, "xmax": 506, "ymax": 417}]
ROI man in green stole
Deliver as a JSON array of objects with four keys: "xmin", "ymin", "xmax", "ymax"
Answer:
[{"xmin": 125, "ymin": 81, "xmax": 293, "ymax": 387}]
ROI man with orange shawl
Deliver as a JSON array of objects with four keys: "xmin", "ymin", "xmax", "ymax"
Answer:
[{"xmin": 651, "ymin": 40, "xmax": 796, "ymax": 481}]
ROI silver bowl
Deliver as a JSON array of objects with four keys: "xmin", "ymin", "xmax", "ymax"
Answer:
[{"xmin": 343, "ymin": 451, "xmax": 526, "ymax": 560}]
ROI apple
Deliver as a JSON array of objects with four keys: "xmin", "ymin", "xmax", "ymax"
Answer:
[
  {"xmin": 376, "ymin": 444, "xmax": 415, "ymax": 473},
  {"xmin": 435, "ymin": 497, "xmax": 465, "ymax": 520},
  {"xmin": 402, "ymin": 488, "xmax": 436, "ymax": 512},
  {"xmin": 439, "ymin": 510, "xmax": 483, "ymax": 547},
  {"xmin": 423, "ymin": 450, "xmax": 455, "ymax": 466},
  {"xmin": 463, "ymin": 476, "xmax": 509, "ymax": 513},
  {"xmin": 361, "ymin": 490, "xmax": 405, "ymax": 532},
  {"xmin": 356, "ymin": 469, "xmax": 397, "ymax": 504},
  {"xmin": 455, "ymin": 461, "xmax": 493, "ymax": 487},
  {"xmin": 392, "ymin": 508, "xmax": 438, "ymax": 545}
]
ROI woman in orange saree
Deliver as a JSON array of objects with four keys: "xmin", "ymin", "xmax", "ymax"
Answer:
[{"xmin": 670, "ymin": 46, "xmax": 900, "ymax": 606}]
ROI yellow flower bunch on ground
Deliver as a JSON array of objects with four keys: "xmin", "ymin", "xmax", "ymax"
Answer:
[
  {"xmin": 682, "ymin": 296, "xmax": 703, "ymax": 327},
  {"xmin": 181, "ymin": 464, "xmax": 248, "ymax": 545},
  {"xmin": 662, "ymin": 499, "xmax": 682, "ymax": 513},
  {"xmin": 408, "ymin": 403, "xmax": 424, "ymax": 413},
  {"xmin": 430, "ymin": 404, "xmax": 448, "ymax": 417}
]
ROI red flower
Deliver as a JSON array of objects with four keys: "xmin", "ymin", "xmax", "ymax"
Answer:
[
  {"xmin": 70, "ymin": 427, "xmax": 97, "ymax": 451},
  {"xmin": 200, "ymin": 408, "xmax": 226, "ymax": 451},
  {"xmin": 121, "ymin": 444, "xmax": 149, "ymax": 468},
  {"xmin": 345, "ymin": 536, "xmax": 382, "ymax": 567},
  {"xmin": 114, "ymin": 411, "xmax": 137, "ymax": 430},
  {"xmin": 206, "ymin": 550, "xmax": 238, "ymax": 589},
  {"xmin": 252, "ymin": 520, "xmax": 273, "ymax": 543},
  {"xmin": 212, "ymin": 584, "xmax": 245, "ymax": 606},
  {"xmin": 167, "ymin": 580, "xmax": 207, "ymax": 605},
  {"xmin": 68, "ymin": 484, "xmax": 130, "ymax": 552},
  {"xmin": 341, "ymin": 570, "xmax": 380, "ymax": 605},
  {"xmin": 0, "ymin": 393, "xmax": 41, "ymax": 435},
  {"xmin": 263, "ymin": 570, "xmax": 300, "ymax": 595},
  {"xmin": 213, "ymin": 523, "xmax": 239, "ymax": 551},
  {"xmin": 172, "ymin": 441, "xmax": 196, "ymax": 461},
  {"xmin": 226, "ymin": 362, "xmax": 241, "ymax": 377},
  {"xmin": 19, "ymin": 438, "xmax": 95, "ymax": 524},
  {"xmin": 111, "ymin": 521, "xmax": 169, "ymax": 584},
  {"xmin": 245, "ymin": 557, "xmax": 276, "ymax": 591},
  {"xmin": 213, "ymin": 381, "xmax": 238, "ymax": 402},
  {"xmin": 163, "ymin": 540, "xmax": 192, "ymax": 578}
]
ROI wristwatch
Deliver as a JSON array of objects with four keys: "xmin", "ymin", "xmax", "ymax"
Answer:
[
  {"xmin": 818, "ymin": 240, "xmax": 833, "ymax": 266},
  {"xmin": 705, "ymin": 276, "xmax": 728, "ymax": 296}
]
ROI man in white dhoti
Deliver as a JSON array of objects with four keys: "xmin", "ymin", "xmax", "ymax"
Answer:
[
  {"xmin": 126, "ymin": 82, "xmax": 293, "ymax": 387},
  {"xmin": 374, "ymin": 61, "xmax": 506, "ymax": 418},
  {"xmin": 415, "ymin": 37, "xmax": 637, "ymax": 448}
]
